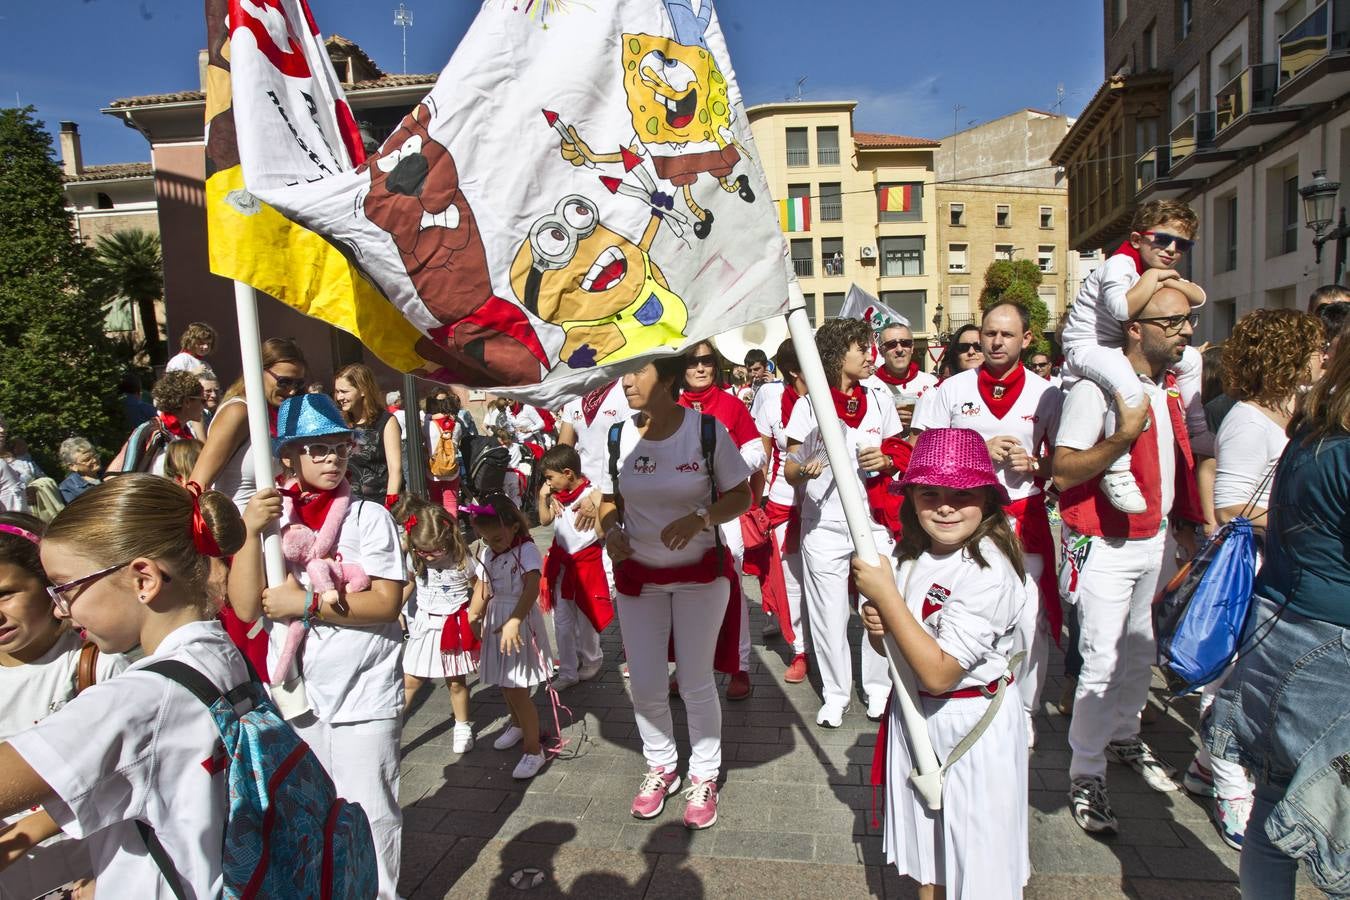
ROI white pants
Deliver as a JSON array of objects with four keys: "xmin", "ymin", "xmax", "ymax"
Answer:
[
  {"xmin": 799, "ymin": 517, "xmax": 892, "ymax": 709},
  {"xmin": 719, "ymin": 520, "xmax": 752, "ymax": 671},
  {"xmin": 1065, "ymin": 526, "xmax": 1166, "ymax": 781},
  {"xmin": 1013, "ymin": 553, "xmax": 1051, "ymax": 722},
  {"xmin": 618, "ymin": 579, "xmax": 729, "ymax": 781},
  {"xmin": 1196, "ymin": 667, "xmax": 1254, "ymax": 798},
  {"xmin": 773, "ymin": 518, "xmax": 807, "ymax": 655},
  {"xmin": 1065, "ymin": 343, "xmax": 1207, "ymax": 469},
  {"xmin": 292, "ymin": 715, "xmax": 403, "ymax": 900},
  {"xmin": 552, "ymin": 584, "xmax": 602, "ymax": 680}
]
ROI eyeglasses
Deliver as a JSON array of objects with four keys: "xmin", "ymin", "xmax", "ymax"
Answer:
[
  {"xmin": 1133, "ymin": 312, "xmax": 1199, "ymax": 335},
  {"xmin": 881, "ymin": 338, "xmax": 915, "ymax": 352},
  {"xmin": 1140, "ymin": 231, "xmax": 1195, "ymax": 253},
  {"xmin": 47, "ymin": 562, "xmax": 123, "ymax": 617},
  {"xmin": 266, "ymin": 369, "xmax": 307, "ymax": 395},
  {"xmin": 953, "ymin": 342, "xmax": 982, "ymax": 355},
  {"xmin": 297, "ymin": 441, "xmax": 354, "ymax": 461},
  {"xmin": 685, "ymin": 354, "xmax": 718, "ymax": 369}
]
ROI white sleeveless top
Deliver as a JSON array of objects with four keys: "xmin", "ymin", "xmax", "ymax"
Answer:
[{"xmin": 209, "ymin": 396, "xmax": 260, "ymax": 512}]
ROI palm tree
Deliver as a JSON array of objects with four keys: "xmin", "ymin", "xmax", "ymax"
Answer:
[{"xmin": 93, "ymin": 229, "xmax": 165, "ymax": 366}]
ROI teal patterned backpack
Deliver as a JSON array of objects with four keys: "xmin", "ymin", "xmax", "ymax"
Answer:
[{"xmin": 137, "ymin": 660, "xmax": 378, "ymax": 899}]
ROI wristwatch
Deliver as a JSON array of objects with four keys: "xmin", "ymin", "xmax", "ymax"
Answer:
[{"xmin": 694, "ymin": 506, "xmax": 711, "ymax": 529}]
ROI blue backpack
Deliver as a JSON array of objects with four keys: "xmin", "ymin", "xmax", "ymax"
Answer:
[{"xmin": 138, "ymin": 660, "xmax": 378, "ymax": 900}]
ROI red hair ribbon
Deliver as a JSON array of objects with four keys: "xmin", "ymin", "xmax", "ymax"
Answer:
[
  {"xmin": 403, "ymin": 513, "xmax": 418, "ymax": 533},
  {"xmin": 0, "ymin": 524, "xmax": 39, "ymax": 544},
  {"xmin": 185, "ymin": 481, "xmax": 223, "ymax": 558}
]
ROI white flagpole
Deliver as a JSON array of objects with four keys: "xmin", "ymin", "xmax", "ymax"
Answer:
[
  {"xmin": 785, "ymin": 301, "xmax": 944, "ymax": 810},
  {"xmin": 235, "ymin": 281, "xmax": 285, "ymax": 602}
]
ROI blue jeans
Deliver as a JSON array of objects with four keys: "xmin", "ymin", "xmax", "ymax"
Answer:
[{"xmin": 1241, "ymin": 782, "xmax": 1299, "ymax": 899}]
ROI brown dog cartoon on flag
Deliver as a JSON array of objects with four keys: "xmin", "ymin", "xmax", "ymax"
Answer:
[{"xmin": 360, "ymin": 102, "xmax": 549, "ymax": 386}]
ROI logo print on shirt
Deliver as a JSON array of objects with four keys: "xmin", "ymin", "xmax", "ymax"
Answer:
[
  {"xmin": 676, "ymin": 461, "xmax": 701, "ymax": 472},
  {"xmin": 960, "ymin": 402, "xmax": 982, "ymax": 417},
  {"xmin": 633, "ymin": 455, "xmax": 656, "ymax": 474},
  {"xmin": 921, "ymin": 583, "xmax": 951, "ymax": 622}
]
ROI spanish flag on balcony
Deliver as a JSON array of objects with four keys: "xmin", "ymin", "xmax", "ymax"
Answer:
[
  {"xmin": 878, "ymin": 185, "xmax": 913, "ymax": 213},
  {"xmin": 778, "ymin": 196, "xmax": 811, "ymax": 232}
]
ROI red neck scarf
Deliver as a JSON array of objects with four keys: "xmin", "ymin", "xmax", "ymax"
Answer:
[
  {"xmin": 552, "ymin": 477, "xmax": 590, "ymax": 507},
  {"xmin": 278, "ymin": 482, "xmax": 341, "ymax": 531},
  {"xmin": 267, "ymin": 404, "xmax": 279, "ymax": 439},
  {"xmin": 977, "ymin": 363, "xmax": 1027, "ymax": 419},
  {"xmin": 1113, "ymin": 241, "xmax": 1146, "ymax": 275},
  {"xmin": 679, "ymin": 384, "xmax": 723, "ymax": 413},
  {"xmin": 580, "ymin": 381, "xmax": 616, "ymax": 426},
  {"xmin": 680, "ymin": 384, "xmax": 761, "ymax": 445},
  {"xmin": 873, "ymin": 362, "xmax": 920, "ymax": 387},
  {"xmin": 832, "ymin": 384, "xmax": 867, "ymax": 428},
  {"xmin": 780, "ymin": 383, "xmax": 801, "ymax": 428},
  {"xmin": 432, "ymin": 414, "xmax": 454, "ymax": 435},
  {"xmin": 159, "ymin": 412, "xmax": 193, "ymax": 441}
]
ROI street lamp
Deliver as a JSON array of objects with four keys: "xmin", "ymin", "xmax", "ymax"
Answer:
[{"xmin": 1300, "ymin": 169, "xmax": 1350, "ymax": 281}]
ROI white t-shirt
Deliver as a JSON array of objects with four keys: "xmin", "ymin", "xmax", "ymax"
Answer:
[
  {"xmin": 598, "ymin": 408, "xmax": 753, "ymax": 567},
  {"xmin": 862, "ymin": 368, "xmax": 940, "ymax": 412},
  {"xmin": 552, "ymin": 487, "xmax": 601, "ymax": 554},
  {"xmin": 413, "ymin": 555, "xmax": 475, "ymax": 616},
  {"xmin": 165, "ymin": 351, "xmax": 217, "ymax": 380},
  {"xmin": 274, "ymin": 498, "xmax": 407, "ymax": 724},
  {"xmin": 1214, "ymin": 401, "xmax": 1288, "ymax": 510},
  {"xmin": 560, "ymin": 384, "xmax": 634, "ymax": 485},
  {"xmin": 512, "ymin": 405, "xmax": 547, "ymax": 443},
  {"xmin": 909, "ymin": 366, "xmax": 1062, "ymax": 502},
  {"xmin": 475, "ymin": 541, "xmax": 543, "ymax": 606},
  {"xmin": 784, "ymin": 386, "xmax": 901, "ymax": 524},
  {"xmin": 1056, "ymin": 377, "xmax": 1176, "ymax": 517},
  {"xmin": 9, "ymin": 621, "xmax": 247, "ymax": 900},
  {"xmin": 899, "ymin": 539, "xmax": 1025, "ymax": 690},
  {"xmin": 752, "ymin": 381, "xmax": 802, "ymax": 507},
  {"xmin": 0, "ymin": 630, "xmax": 127, "ymax": 742},
  {"xmin": 1062, "ymin": 253, "xmax": 1138, "ymax": 351}
]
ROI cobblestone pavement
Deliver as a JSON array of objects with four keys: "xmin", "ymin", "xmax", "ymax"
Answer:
[{"xmin": 396, "ymin": 529, "xmax": 1319, "ymax": 898}]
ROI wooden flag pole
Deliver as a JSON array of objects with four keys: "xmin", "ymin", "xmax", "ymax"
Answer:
[{"xmin": 784, "ymin": 301, "xmax": 945, "ymax": 810}]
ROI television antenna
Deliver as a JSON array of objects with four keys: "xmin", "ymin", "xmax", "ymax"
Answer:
[
  {"xmin": 394, "ymin": 4, "xmax": 414, "ymax": 74},
  {"xmin": 789, "ymin": 76, "xmax": 808, "ymax": 101}
]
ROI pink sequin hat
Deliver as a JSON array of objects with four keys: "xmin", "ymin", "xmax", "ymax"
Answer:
[{"xmin": 897, "ymin": 428, "xmax": 1010, "ymax": 505}]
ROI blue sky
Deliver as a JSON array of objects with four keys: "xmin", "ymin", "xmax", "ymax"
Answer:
[{"xmin": 1, "ymin": 0, "xmax": 1104, "ymax": 166}]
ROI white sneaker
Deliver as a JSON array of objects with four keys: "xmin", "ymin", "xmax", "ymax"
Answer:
[
  {"xmin": 816, "ymin": 702, "xmax": 848, "ymax": 728},
  {"xmin": 1107, "ymin": 738, "xmax": 1178, "ymax": 792},
  {"xmin": 451, "ymin": 722, "xmax": 474, "ymax": 754},
  {"xmin": 493, "ymin": 725, "xmax": 524, "ymax": 750},
  {"xmin": 513, "ymin": 751, "xmax": 546, "ymax": 780},
  {"xmin": 578, "ymin": 661, "xmax": 603, "ymax": 681},
  {"xmin": 866, "ymin": 694, "xmax": 888, "ymax": 721},
  {"xmin": 552, "ymin": 674, "xmax": 580, "ymax": 692},
  {"xmin": 621, "ymin": 662, "xmax": 631, "ymax": 678},
  {"xmin": 1102, "ymin": 470, "xmax": 1147, "ymax": 514}
]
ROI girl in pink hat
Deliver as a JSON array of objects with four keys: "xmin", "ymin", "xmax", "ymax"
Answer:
[{"xmin": 852, "ymin": 427, "xmax": 1031, "ymax": 900}]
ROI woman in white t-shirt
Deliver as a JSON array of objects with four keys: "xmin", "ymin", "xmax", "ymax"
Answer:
[
  {"xmin": 0, "ymin": 477, "xmax": 250, "ymax": 899},
  {"xmin": 599, "ymin": 357, "xmax": 752, "ymax": 830},
  {"xmin": 163, "ymin": 321, "xmax": 219, "ymax": 381},
  {"xmin": 0, "ymin": 513, "xmax": 127, "ymax": 899},
  {"xmin": 1184, "ymin": 308, "xmax": 1324, "ymax": 851},
  {"xmin": 230, "ymin": 393, "xmax": 407, "ymax": 899}
]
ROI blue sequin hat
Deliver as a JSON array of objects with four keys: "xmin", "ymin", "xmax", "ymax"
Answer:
[{"xmin": 273, "ymin": 393, "xmax": 352, "ymax": 454}]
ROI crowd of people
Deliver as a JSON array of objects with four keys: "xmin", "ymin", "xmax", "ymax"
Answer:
[{"xmin": 1, "ymin": 200, "xmax": 1348, "ymax": 898}]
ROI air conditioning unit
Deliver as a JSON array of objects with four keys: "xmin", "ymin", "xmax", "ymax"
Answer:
[{"xmin": 859, "ymin": 245, "xmax": 877, "ymax": 259}]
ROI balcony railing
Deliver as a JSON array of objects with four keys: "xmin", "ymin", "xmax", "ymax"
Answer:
[
  {"xmin": 786, "ymin": 148, "xmax": 810, "ymax": 167},
  {"xmin": 1169, "ymin": 111, "xmax": 1215, "ymax": 166},
  {"xmin": 821, "ymin": 256, "xmax": 845, "ymax": 276},
  {"xmin": 817, "ymin": 148, "xmax": 840, "ymax": 165},
  {"xmin": 1279, "ymin": 0, "xmax": 1350, "ymax": 86},
  {"xmin": 818, "ymin": 200, "xmax": 843, "ymax": 221},
  {"xmin": 1136, "ymin": 145, "xmax": 1172, "ymax": 192},
  {"xmin": 1215, "ymin": 63, "xmax": 1279, "ymax": 132},
  {"xmin": 792, "ymin": 258, "xmax": 814, "ymax": 277}
]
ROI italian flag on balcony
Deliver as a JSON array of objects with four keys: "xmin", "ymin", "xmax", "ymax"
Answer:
[{"xmin": 778, "ymin": 196, "xmax": 811, "ymax": 232}]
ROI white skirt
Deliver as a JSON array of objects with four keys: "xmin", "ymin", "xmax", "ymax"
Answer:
[
  {"xmin": 402, "ymin": 608, "xmax": 478, "ymax": 679},
  {"xmin": 883, "ymin": 688, "xmax": 1030, "ymax": 899},
  {"xmin": 478, "ymin": 600, "xmax": 553, "ymax": 688}
]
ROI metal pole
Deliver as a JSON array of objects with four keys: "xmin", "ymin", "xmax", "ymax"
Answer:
[
  {"xmin": 401, "ymin": 373, "xmax": 427, "ymax": 499},
  {"xmin": 235, "ymin": 281, "xmax": 284, "ymax": 589},
  {"xmin": 1336, "ymin": 208, "xmax": 1348, "ymax": 286},
  {"xmin": 784, "ymin": 302, "xmax": 944, "ymax": 809}
]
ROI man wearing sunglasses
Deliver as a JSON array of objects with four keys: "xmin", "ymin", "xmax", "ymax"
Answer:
[
  {"xmin": 862, "ymin": 323, "xmax": 937, "ymax": 432},
  {"xmin": 1053, "ymin": 285, "xmax": 1207, "ymax": 836}
]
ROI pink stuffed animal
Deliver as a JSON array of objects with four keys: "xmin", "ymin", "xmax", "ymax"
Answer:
[{"xmin": 271, "ymin": 479, "xmax": 370, "ymax": 686}]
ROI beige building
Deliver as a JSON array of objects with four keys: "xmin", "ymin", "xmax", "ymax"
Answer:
[
  {"xmin": 59, "ymin": 121, "xmax": 158, "ymax": 245},
  {"xmin": 935, "ymin": 109, "xmax": 1085, "ymax": 334},
  {"xmin": 747, "ymin": 101, "xmax": 941, "ymax": 345}
]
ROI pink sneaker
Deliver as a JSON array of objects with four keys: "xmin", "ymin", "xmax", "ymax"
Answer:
[
  {"xmin": 682, "ymin": 776, "xmax": 719, "ymax": 830},
  {"xmin": 630, "ymin": 767, "xmax": 681, "ymax": 820}
]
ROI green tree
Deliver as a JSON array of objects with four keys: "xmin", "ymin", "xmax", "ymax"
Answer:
[
  {"xmin": 0, "ymin": 108, "xmax": 127, "ymax": 473},
  {"xmin": 979, "ymin": 258, "xmax": 1051, "ymax": 354},
  {"xmin": 92, "ymin": 229, "xmax": 166, "ymax": 366}
]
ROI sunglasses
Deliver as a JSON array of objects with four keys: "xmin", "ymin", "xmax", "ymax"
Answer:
[
  {"xmin": 1140, "ymin": 230, "xmax": 1195, "ymax": 253},
  {"xmin": 1133, "ymin": 312, "xmax": 1199, "ymax": 335},
  {"xmin": 296, "ymin": 441, "xmax": 354, "ymax": 461},
  {"xmin": 685, "ymin": 354, "xmax": 718, "ymax": 369},
  {"xmin": 881, "ymin": 338, "xmax": 915, "ymax": 352},
  {"xmin": 266, "ymin": 369, "xmax": 307, "ymax": 395},
  {"xmin": 47, "ymin": 562, "xmax": 173, "ymax": 617},
  {"xmin": 953, "ymin": 342, "xmax": 982, "ymax": 355},
  {"xmin": 1029, "ymin": 360, "xmax": 1052, "ymax": 369}
]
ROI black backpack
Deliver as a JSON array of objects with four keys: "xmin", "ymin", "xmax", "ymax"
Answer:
[{"xmin": 468, "ymin": 445, "xmax": 511, "ymax": 501}]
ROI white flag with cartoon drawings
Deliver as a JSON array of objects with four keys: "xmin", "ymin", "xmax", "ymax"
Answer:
[{"xmin": 228, "ymin": 0, "xmax": 798, "ymax": 405}]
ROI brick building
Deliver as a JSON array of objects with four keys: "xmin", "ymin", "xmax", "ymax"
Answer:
[{"xmin": 1054, "ymin": 0, "xmax": 1350, "ymax": 341}]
